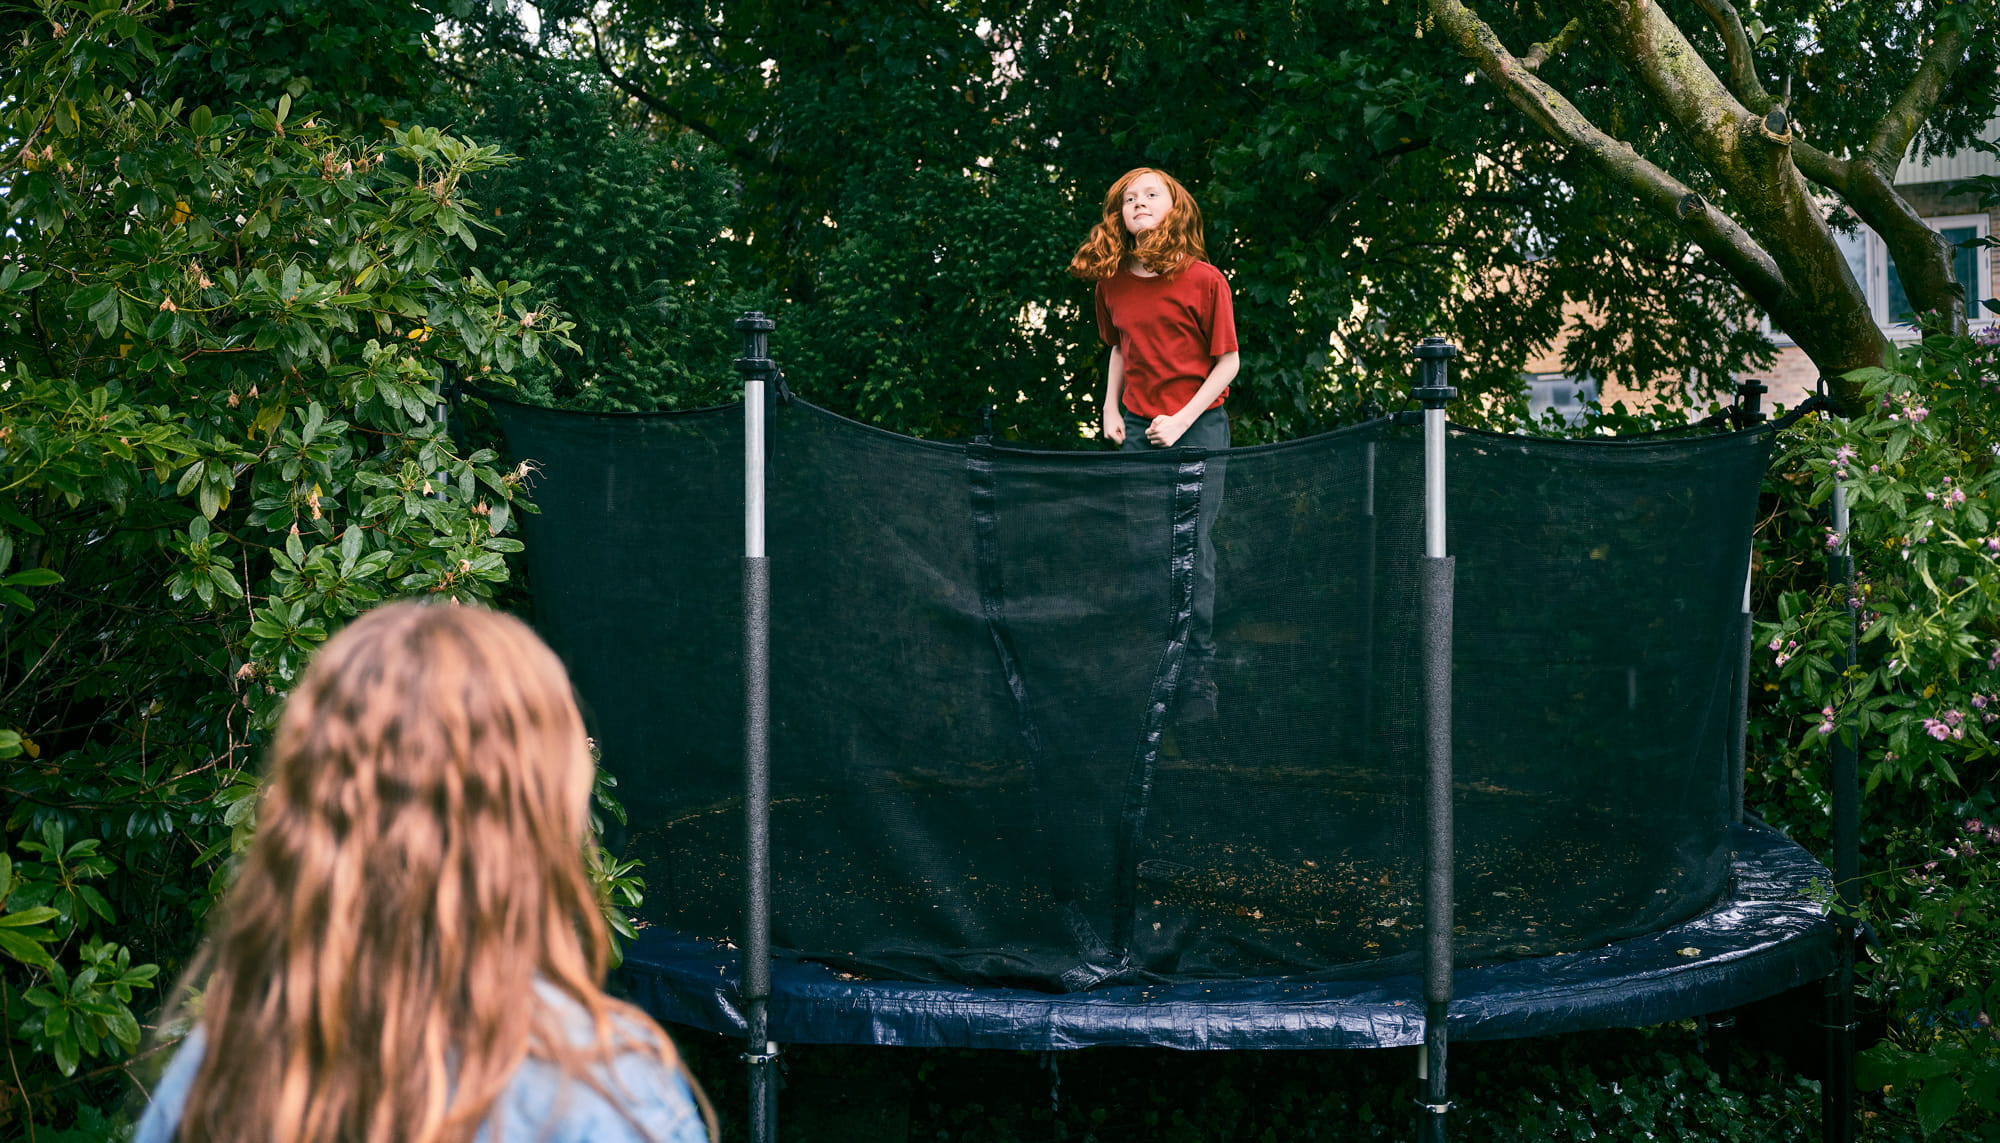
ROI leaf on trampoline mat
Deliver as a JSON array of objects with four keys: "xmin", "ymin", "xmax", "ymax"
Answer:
[{"xmin": 1675, "ymin": 947, "xmax": 1701, "ymax": 957}]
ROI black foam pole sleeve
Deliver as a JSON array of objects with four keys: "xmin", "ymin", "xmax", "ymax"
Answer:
[
  {"xmin": 743, "ymin": 552, "xmax": 776, "ymax": 1143},
  {"xmin": 1420, "ymin": 554, "xmax": 1456, "ymax": 1143},
  {"xmin": 1422, "ymin": 554, "xmax": 1456, "ymax": 1005}
]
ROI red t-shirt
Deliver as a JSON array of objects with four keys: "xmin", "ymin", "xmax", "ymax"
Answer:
[{"xmin": 1094, "ymin": 261, "xmax": 1238, "ymax": 418}]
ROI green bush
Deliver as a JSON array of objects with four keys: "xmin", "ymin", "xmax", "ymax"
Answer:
[
  {"xmin": 1751, "ymin": 329, "xmax": 2000, "ymax": 1139},
  {"xmin": 0, "ymin": 5, "xmax": 566, "ymax": 1134}
]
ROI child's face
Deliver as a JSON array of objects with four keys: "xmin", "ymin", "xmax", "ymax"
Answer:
[{"xmin": 1121, "ymin": 173, "xmax": 1172, "ymax": 236}]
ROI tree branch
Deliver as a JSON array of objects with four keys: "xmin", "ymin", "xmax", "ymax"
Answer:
[
  {"xmin": 1790, "ymin": 138, "xmax": 1852, "ymax": 196},
  {"xmin": 1688, "ymin": 0, "xmax": 1774, "ymax": 112},
  {"xmin": 1522, "ymin": 19, "xmax": 1584, "ymax": 73},
  {"xmin": 1864, "ymin": 24, "xmax": 1967, "ymax": 171},
  {"xmin": 1426, "ymin": 0, "xmax": 1788, "ymax": 308},
  {"xmin": 1426, "ymin": 0, "xmax": 1895, "ymax": 402},
  {"xmin": 580, "ymin": 19, "xmax": 795, "ymax": 178}
]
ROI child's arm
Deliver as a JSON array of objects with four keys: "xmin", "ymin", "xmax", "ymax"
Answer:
[
  {"xmin": 1145, "ymin": 351, "xmax": 1240, "ymax": 447},
  {"xmin": 1102, "ymin": 346, "xmax": 1127, "ymax": 445}
]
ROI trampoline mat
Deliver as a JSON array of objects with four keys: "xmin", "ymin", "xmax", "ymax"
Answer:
[
  {"xmin": 631, "ymin": 757, "xmax": 1722, "ymax": 983},
  {"xmin": 618, "ymin": 821, "xmax": 1836, "ymax": 1050}
]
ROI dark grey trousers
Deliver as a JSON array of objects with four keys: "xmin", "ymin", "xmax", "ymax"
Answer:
[{"xmin": 1120, "ymin": 405, "xmax": 1228, "ymax": 673}]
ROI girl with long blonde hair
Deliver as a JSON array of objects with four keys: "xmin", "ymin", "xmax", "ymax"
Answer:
[
  {"xmin": 136, "ymin": 601, "xmax": 713, "ymax": 1143},
  {"xmin": 1069, "ymin": 167, "xmax": 1239, "ymax": 720}
]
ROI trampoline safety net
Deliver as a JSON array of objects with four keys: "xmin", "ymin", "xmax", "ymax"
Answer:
[{"xmin": 494, "ymin": 398, "xmax": 1773, "ymax": 993}]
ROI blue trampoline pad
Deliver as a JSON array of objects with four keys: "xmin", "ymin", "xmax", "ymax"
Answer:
[{"xmin": 619, "ymin": 821, "xmax": 1836, "ymax": 1052}]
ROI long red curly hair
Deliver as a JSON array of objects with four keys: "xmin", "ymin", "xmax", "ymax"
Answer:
[{"xmin": 1067, "ymin": 167, "xmax": 1208, "ymax": 281}]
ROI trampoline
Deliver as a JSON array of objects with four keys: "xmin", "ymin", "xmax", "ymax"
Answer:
[{"xmin": 487, "ymin": 321, "xmax": 1846, "ymax": 1139}]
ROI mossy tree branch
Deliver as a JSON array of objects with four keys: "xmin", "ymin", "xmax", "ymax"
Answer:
[{"xmin": 1426, "ymin": 0, "xmax": 1899, "ymax": 406}]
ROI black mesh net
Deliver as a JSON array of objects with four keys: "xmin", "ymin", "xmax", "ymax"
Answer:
[{"xmin": 495, "ymin": 397, "xmax": 1772, "ymax": 992}]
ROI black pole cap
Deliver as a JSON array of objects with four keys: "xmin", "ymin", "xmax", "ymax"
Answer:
[
  {"xmin": 1732, "ymin": 378, "xmax": 1769, "ymax": 429},
  {"xmin": 735, "ymin": 311, "xmax": 776, "ymax": 379},
  {"xmin": 1412, "ymin": 336, "xmax": 1459, "ymax": 408}
]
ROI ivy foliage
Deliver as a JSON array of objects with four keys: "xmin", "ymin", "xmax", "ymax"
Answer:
[{"xmin": 0, "ymin": 2, "xmax": 571, "ymax": 1133}]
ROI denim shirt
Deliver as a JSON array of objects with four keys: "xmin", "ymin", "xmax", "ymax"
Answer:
[{"xmin": 134, "ymin": 990, "xmax": 707, "ymax": 1143}]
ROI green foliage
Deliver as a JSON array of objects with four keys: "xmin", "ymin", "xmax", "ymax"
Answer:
[
  {"xmin": 588, "ymin": 758, "xmax": 646, "ymax": 967},
  {"xmin": 1750, "ymin": 330, "xmax": 2000, "ymax": 1139},
  {"xmin": 146, "ymin": 0, "xmax": 454, "ymax": 133},
  {"xmin": 0, "ymin": 4, "xmax": 565, "ymax": 1133},
  {"xmin": 461, "ymin": 62, "xmax": 746, "ymax": 411},
  {"xmin": 509, "ymin": 0, "xmax": 1771, "ymax": 444}
]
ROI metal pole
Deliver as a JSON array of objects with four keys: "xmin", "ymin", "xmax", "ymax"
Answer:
[
  {"xmin": 1731, "ymin": 565, "xmax": 1752, "ymax": 824},
  {"xmin": 1359, "ymin": 441, "xmax": 1377, "ymax": 772},
  {"xmin": 1728, "ymin": 379, "xmax": 1767, "ymax": 823},
  {"xmin": 1821, "ymin": 482, "xmax": 1859, "ymax": 1143},
  {"xmin": 735, "ymin": 311, "xmax": 779, "ymax": 1143},
  {"xmin": 1412, "ymin": 336, "xmax": 1458, "ymax": 1143}
]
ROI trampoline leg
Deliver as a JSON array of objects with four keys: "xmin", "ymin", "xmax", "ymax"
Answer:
[
  {"xmin": 745, "ymin": 1025, "xmax": 780, "ymax": 1143},
  {"xmin": 1418, "ymin": 1001, "xmax": 1451, "ymax": 1143},
  {"xmin": 1821, "ymin": 963, "xmax": 1855, "ymax": 1143}
]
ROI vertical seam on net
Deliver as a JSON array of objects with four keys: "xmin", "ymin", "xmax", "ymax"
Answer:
[{"xmin": 1109, "ymin": 454, "xmax": 1205, "ymax": 955}]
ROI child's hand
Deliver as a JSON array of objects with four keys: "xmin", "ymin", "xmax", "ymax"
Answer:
[
  {"xmin": 1146, "ymin": 413, "xmax": 1190, "ymax": 447},
  {"xmin": 1102, "ymin": 408, "xmax": 1126, "ymax": 444}
]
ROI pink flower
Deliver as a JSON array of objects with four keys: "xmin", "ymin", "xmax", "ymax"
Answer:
[
  {"xmin": 1923, "ymin": 718, "xmax": 1951, "ymax": 740},
  {"xmin": 1825, "ymin": 530, "xmax": 1844, "ymax": 550},
  {"xmin": 1908, "ymin": 406, "xmax": 1930, "ymax": 423},
  {"xmin": 1974, "ymin": 695, "xmax": 1989, "ymax": 709},
  {"xmin": 1834, "ymin": 445, "xmax": 1857, "ymax": 465},
  {"xmin": 1947, "ymin": 488, "xmax": 1966, "ymax": 507},
  {"xmin": 1945, "ymin": 710, "xmax": 1964, "ymax": 726}
]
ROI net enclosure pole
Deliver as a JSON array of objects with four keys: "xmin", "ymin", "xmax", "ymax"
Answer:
[
  {"xmin": 1728, "ymin": 379, "xmax": 1767, "ymax": 823},
  {"xmin": 1822, "ymin": 481, "xmax": 1860, "ymax": 1143},
  {"xmin": 1412, "ymin": 336, "xmax": 1459, "ymax": 1143},
  {"xmin": 735, "ymin": 311, "xmax": 780, "ymax": 1143}
]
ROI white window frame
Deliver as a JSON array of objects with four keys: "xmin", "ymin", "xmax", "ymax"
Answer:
[
  {"xmin": 1852, "ymin": 213, "xmax": 1994, "ymax": 337},
  {"xmin": 1524, "ymin": 372, "xmax": 1598, "ymax": 425}
]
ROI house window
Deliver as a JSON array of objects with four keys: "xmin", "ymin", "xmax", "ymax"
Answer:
[
  {"xmin": 1885, "ymin": 221, "xmax": 1986, "ymax": 322},
  {"xmin": 1836, "ymin": 214, "xmax": 1993, "ymax": 330},
  {"xmin": 1525, "ymin": 372, "xmax": 1597, "ymax": 424}
]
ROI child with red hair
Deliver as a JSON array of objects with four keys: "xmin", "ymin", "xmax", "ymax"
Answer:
[{"xmin": 1069, "ymin": 168, "xmax": 1239, "ymax": 718}]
